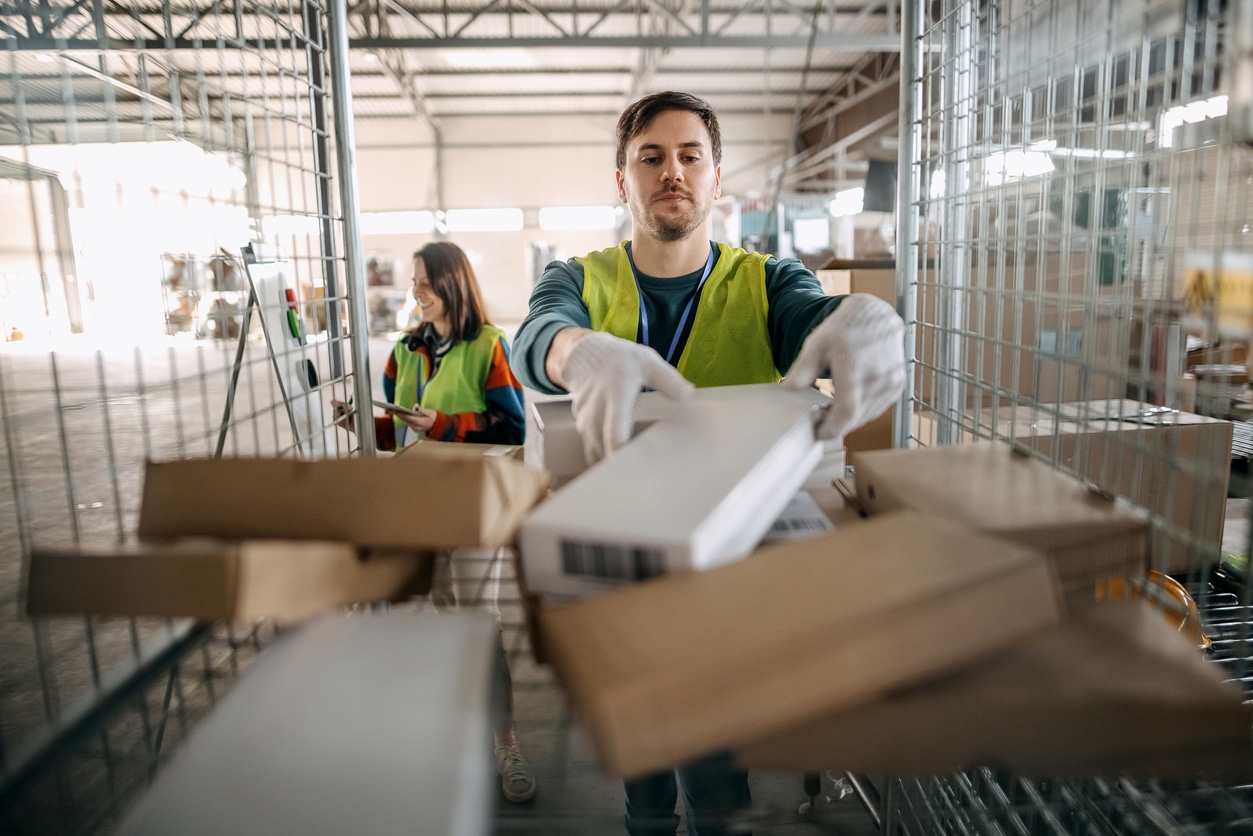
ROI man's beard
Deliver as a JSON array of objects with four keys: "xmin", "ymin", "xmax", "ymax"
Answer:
[{"xmin": 634, "ymin": 196, "xmax": 710, "ymax": 243}]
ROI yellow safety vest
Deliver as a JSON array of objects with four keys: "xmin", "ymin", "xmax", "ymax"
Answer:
[
  {"xmin": 390, "ymin": 324, "xmax": 503, "ymax": 447},
  {"xmin": 577, "ymin": 242, "xmax": 780, "ymax": 387}
]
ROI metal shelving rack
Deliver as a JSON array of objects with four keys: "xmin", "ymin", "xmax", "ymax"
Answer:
[
  {"xmin": 0, "ymin": 1, "xmax": 375, "ymax": 831},
  {"xmin": 892, "ymin": 0, "xmax": 1253, "ymax": 831}
]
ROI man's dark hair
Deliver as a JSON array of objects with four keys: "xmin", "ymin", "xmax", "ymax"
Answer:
[
  {"xmin": 413, "ymin": 241, "xmax": 488, "ymax": 343},
  {"xmin": 615, "ymin": 91, "xmax": 722, "ymax": 171}
]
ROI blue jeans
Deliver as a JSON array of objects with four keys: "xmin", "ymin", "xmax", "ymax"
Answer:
[{"xmin": 623, "ymin": 752, "xmax": 752, "ymax": 836}]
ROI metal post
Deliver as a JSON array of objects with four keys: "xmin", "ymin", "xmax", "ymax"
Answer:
[
  {"xmin": 935, "ymin": 0, "xmax": 973, "ymax": 445},
  {"xmin": 326, "ymin": 0, "xmax": 377, "ymax": 454},
  {"xmin": 304, "ymin": 0, "xmax": 346, "ymax": 381},
  {"xmin": 893, "ymin": 0, "xmax": 921, "ymax": 449}
]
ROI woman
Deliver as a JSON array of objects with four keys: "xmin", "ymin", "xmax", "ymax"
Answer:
[
  {"xmin": 333, "ymin": 242, "xmax": 535, "ymax": 804},
  {"xmin": 353, "ymin": 241, "xmax": 524, "ymax": 450}
]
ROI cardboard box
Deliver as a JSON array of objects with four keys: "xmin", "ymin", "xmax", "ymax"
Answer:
[
  {"xmin": 853, "ymin": 441, "xmax": 1148, "ymax": 596},
  {"xmin": 738, "ymin": 599, "xmax": 1251, "ymax": 778},
  {"xmin": 539, "ymin": 508, "xmax": 1061, "ymax": 778},
  {"xmin": 117, "ymin": 613, "xmax": 497, "ymax": 836},
  {"xmin": 138, "ymin": 444, "xmax": 550, "ymax": 550},
  {"xmin": 519, "ymin": 479, "xmax": 869, "ymax": 666},
  {"xmin": 978, "ymin": 400, "xmax": 1233, "ymax": 574},
  {"xmin": 26, "ymin": 539, "xmax": 427, "ymax": 623},
  {"xmin": 519, "ymin": 394, "xmax": 823, "ymax": 599},
  {"xmin": 400, "ymin": 439, "xmax": 524, "ymax": 461}
]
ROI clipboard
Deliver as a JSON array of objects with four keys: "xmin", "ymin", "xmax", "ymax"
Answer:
[{"xmin": 373, "ymin": 399, "xmax": 422, "ymax": 418}]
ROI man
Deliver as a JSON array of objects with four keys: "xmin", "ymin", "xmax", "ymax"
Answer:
[{"xmin": 512, "ymin": 91, "xmax": 905, "ymax": 835}]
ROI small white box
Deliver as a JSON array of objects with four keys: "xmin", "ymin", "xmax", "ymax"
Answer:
[
  {"xmin": 520, "ymin": 389, "xmax": 825, "ymax": 598},
  {"xmin": 526, "ymin": 383, "xmax": 842, "ymax": 489}
]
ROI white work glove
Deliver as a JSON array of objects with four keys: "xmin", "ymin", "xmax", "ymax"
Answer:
[
  {"xmin": 560, "ymin": 331, "xmax": 695, "ymax": 464},
  {"xmin": 784, "ymin": 294, "xmax": 906, "ymax": 441}
]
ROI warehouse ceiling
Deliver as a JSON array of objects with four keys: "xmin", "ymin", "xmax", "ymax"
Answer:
[{"xmin": 2, "ymin": 0, "xmax": 903, "ymax": 192}]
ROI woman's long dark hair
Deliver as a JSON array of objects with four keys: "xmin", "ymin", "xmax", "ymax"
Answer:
[{"xmin": 415, "ymin": 241, "xmax": 489, "ymax": 344}]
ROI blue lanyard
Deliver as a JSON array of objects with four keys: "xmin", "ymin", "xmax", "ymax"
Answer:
[{"xmin": 626, "ymin": 243, "xmax": 717, "ymax": 365}]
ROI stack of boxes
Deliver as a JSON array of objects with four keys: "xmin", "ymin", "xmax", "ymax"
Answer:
[{"xmin": 26, "ymin": 386, "xmax": 1250, "ymax": 787}]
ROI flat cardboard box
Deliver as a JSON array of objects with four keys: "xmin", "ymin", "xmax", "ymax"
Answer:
[
  {"xmin": 400, "ymin": 439, "xmax": 524, "ymax": 461},
  {"xmin": 982, "ymin": 400, "xmax": 1232, "ymax": 574},
  {"xmin": 26, "ymin": 539, "xmax": 426, "ymax": 623},
  {"xmin": 519, "ymin": 394, "xmax": 823, "ymax": 598},
  {"xmin": 738, "ymin": 599, "xmax": 1251, "ymax": 778},
  {"xmin": 540, "ymin": 508, "xmax": 1062, "ymax": 778},
  {"xmin": 138, "ymin": 444, "xmax": 550, "ymax": 550},
  {"xmin": 517, "ymin": 479, "xmax": 868, "ymax": 667},
  {"xmin": 117, "ymin": 613, "xmax": 497, "ymax": 836},
  {"xmin": 853, "ymin": 441, "xmax": 1148, "ymax": 596}
]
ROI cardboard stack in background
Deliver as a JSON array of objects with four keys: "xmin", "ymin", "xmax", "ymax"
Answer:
[
  {"xmin": 540, "ymin": 509, "xmax": 1062, "ymax": 778},
  {"xmin": 981, "ymin": 400, "xmax": 1232, "ymax": 573},
  {"xmin": 27, "ymin": 444, "xmax": 550, "ymax": 623},
  {"xmin": 852, "ymin": 440, "xmax": 1148, "ymax": 597},
  {"xmin": 913, "ymin": 402, "xmax": 1232, "ymax": 574},
  {"xmin": 819, "ymin": 251, "xmax": 1131, "ymax": 420},
  {"xmin": 739, "ymin": 598, "xmax": 1251, "ymax": 779}
]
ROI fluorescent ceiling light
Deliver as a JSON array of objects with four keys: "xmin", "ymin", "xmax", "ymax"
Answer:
[
  {"xmin": 829, "ymin": 187, "xmax": 864, "ymax": 218},
  {"xmin": 1049, "ymin": 148, "xmax": 1135, "ymax": 159},
  {"xmin": 360, "ymin": 211, "xmax": 435, "ymax": 235},
  {"xmin": 539, "ymin": 205, "xmax": 616, "ymax": 231},
  {"xmin": 445, "ymin": 208, "xmax": 523, "ymax": 232}
]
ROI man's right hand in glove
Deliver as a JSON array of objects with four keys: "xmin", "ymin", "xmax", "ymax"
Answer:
[{"xmin": 547, "ymin": 328, "xmax": 694, "ymax": 464}]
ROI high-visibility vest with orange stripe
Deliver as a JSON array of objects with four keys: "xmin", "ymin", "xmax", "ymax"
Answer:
[
  {"xmin": 577, "ymin": 242, "xmax": 780, "ymax": 387},
  {"xmin": 390, "ymin": 324, "xmax": 503, "ymax": 447}
]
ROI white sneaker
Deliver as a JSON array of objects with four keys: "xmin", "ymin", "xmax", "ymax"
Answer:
[{"xmin": 495, "ymin": 743, "xmax": 537, "ymax": 803}]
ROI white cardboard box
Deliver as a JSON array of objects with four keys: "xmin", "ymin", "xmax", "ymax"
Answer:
[
  {"xmin": 526, "ymin": 383, "xmax": 844, "ymax": 490},
  {"xmin": 117, "ymin": 613, "xmax": 496, "ymax": 836},
  {"xmin": 519, "ymin": 391, "xmax": 824, "ymax": 598}
]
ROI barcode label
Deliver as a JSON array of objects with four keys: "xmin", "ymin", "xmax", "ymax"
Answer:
[
  {"xmin": 560, "ymin": 540, "xmax": 668, "ymax": 582},
  {"xmin": 760, "ymin": 491, "xmax": 834, "ymax": 545},
  {"xmin": 768, "ymin": 516, "xmax": 831, "ymax": 535}
]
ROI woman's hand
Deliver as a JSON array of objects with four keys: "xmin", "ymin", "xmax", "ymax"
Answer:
[
  {"xmin": 331, "ymin": 399, "xmax": 356, "ymax": 433},
  {"xmin": 395, "ymin": 407, "xmax": 437, "ymax": 435}
]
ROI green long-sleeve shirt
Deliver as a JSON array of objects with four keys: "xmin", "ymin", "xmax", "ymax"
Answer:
[{"xmin": 512, "ymin": 242, "xmax": 845, "ymax": 394}]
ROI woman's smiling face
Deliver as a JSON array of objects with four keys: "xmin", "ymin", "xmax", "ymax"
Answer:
[{"xmin": 411, "ymin": 255, "xmax": 448, "ymax": 333}]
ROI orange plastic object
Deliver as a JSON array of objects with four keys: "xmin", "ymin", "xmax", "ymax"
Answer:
[{"xmin": 1095, "ymin": 570, "xmax": 1212, "ymax": 651}]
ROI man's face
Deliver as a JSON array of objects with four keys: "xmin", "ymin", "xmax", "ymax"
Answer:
[{"xmin": 616, "ymin": 109, "xmax": 721, "ymax": 244}]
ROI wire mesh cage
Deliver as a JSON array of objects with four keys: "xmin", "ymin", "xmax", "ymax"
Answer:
[
  {"xmin": 0, "ymin": 1, "xmax": 374, "ymax": 831},
  {"xmin": 896, "ymin": 0, "xmax": 1253, "ymax": 830}
]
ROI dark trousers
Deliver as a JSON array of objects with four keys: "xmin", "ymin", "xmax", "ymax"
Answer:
[{"xmin": 623, "ymin": 752, "xmax": 752, "ymax": 836}]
